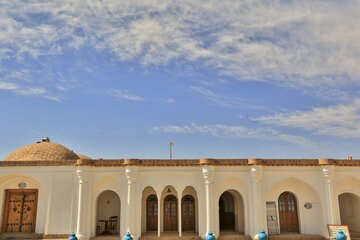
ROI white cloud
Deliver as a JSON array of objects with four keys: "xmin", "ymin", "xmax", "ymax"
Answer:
[
  {"xmin": 257, "ymin": 98, "xmax": 360, "ymax": 138},
  {"xmin": 0, "ymin": 81, "xmax": 49, "ymax": 97},
  {"xmin": 109, "ymin": 89, "xmax": 144, "ymax": 102},
  {"xmin": 190, "ymin": 85, "xmax": 250, "ymax": 108},
  {"xmin": 15, "ymin": 87, "xmax": 46, "ymax": 96},
  {"xmin": 151, "ymin": 123, "xmax": 317, "ymax": 151},
  {"xmin": 0, "ymin": 1, "xmax": 359, "ymax": 89},
  {"xmin": 0, "ymin": 82, "xmax": 17, "ymax": 90}
]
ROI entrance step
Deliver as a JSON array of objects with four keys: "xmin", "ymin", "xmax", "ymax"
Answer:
[
  {"xmin": 139, "ymin": 232, "xmax": 201, "ymax": 240},
  {"xmin": 218, "ymin": 235, "xmax": 251, "ymax": 240},
  {"xmin": 218, "ymin": 231, "xmax": 251, "ymax": 240},
  {"xmin": 267, "ymin": 234, "xmax": 325, "ymax": 240},
  {"xmin": 91, "ymin": 236, "xmax": 121, "ymax": 240},
  {"xmin": 0, "ymin": 233, "xmax": 42, "ymax": 240}
]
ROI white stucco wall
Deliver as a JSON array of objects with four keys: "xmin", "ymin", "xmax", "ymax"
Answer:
[{"xmin": 0, "ymin": 163, "xmax": 359, "ymax": 239}]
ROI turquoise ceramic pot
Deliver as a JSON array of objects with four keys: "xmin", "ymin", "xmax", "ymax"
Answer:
[
  {"xmin": 206, "ymin": 231, "xmax": 216, "ymax": 240},
  {"xmin": 336, "ymin": 230, "xmax": 347, "ymax": 240},
  {"xmin": 123, "ymin": 232, "xmax": 133, "ymax": 240},
  {"xmin": 68, "ymin": 233, "xmax": 78, "ymax": 240},
  {"xmin": 258, "ymin": 230, "xmax": 268, "ymax": 240}
]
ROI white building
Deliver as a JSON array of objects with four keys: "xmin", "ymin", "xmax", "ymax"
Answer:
[{"xmin": 0, "ymin": 139, "xmax": 359, "ymax": 239}]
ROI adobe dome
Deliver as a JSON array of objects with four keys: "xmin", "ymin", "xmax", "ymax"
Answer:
[
  {"xmin": 76, "ymin": 153, "xmax": 91, "ymax": 160},
  {"xmin": 4, "ymin": 138, "xmax": 82, "ymax": 161}
]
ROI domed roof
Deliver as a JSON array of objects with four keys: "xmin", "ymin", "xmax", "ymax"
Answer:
[
  {"xmin": 76, "ymin": 153, "xmax": 91, "ymax": 160},
  {"xmin": 4, "ymin": 138, "xmax": 81, "ymax": 161}
]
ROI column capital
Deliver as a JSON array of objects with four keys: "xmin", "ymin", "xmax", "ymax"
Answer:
[
  {"xmin": 321, "ymin": 165, "xmax": 335, "ymax": 183},
  {"xmin": 250, "ymin": 165, "xmax": 263, "ymax": 182},
  {"xmin": 77, "ymin": 169, "xmax": 90, "ymax": 183},
  {"xmin": 202, "ymin": 165, "xmax": 215, "ymax": 184},
  {"xmin": 125, "ymin": 166, "xmax": 138, "ymax": 184}
]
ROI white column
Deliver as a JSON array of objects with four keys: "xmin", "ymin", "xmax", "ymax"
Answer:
[
  {"xmin": 202, "ymin": 166, "xmax": 215, "ymax": 234},
  {"xmin": 125, "ymin": 166, "xmax": 138, "ymax": 235},
  {"xmin": 321, "ymin": 164, "xmax": 338, "ymax": 224},
  {"xmin": 178, "ymin": 199, "xmax": 182, "ymax": 236},
  {"xmin": 76, "ymin": 169, "xmax": 90, "ymax": 240},
  {"xmin": 250, "ymin": 164, "xmax": 265, "ymax": 235},
  {"xmin": 157, "ymin": 197, "xmax": 161, "ymax": 237}
]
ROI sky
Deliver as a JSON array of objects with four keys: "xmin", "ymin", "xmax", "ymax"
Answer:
[{"xmin": 1, "ymin": 0, "xmax": 360, "ymax": 160}]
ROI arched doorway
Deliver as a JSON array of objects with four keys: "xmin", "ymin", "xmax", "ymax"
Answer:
[
  {"xmin": 147, "ymin": 194, "xmax": 158, "ymax": 231},
  {"xmin": 96, "ymin": 190, "xmax": 120, "ymax": 236},
  {"xmin": 219, "ymin": 191, "xmax": 235, "ymax": 230},
  {"xmin": 164, "ymin": 195, "xmax": 177, "ymax": 231},
  {"xmin": 278, "ymin": 191, "xmax": 299, "ymax": 233},
  {"xmin": 182, "ymin": 195, "xmax": 195, "ymax": 231},
  {"xmin": 339, "ymin": 193, "xmax": 360, "ymax": 233}
]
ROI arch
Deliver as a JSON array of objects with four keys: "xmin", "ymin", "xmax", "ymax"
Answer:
[
  {"xmin": 218, "ymin": 189, "xmax": 244, "ymax": 233},
  {"xmin": 96, "ymin": 190, "xmax": 121, "ymax": 236},
  {"xmin": 0, "ymin": 174, "xmax": 43, "ymax": 234},
  {"xmin": 181, "ymin": 186, "xmax": 198, "ymax": 233},
  {"xmin": 265, "ymin": 177, "xmax": 323, "ymax": 235},
  {"xmin": 265, "ymin": 176, "xmax": 319, "ymax": 201},
  {"xmin": 338, "ymin": 192, "xmax": 360, "ymax": 233},
  {"xmin": 278, "ymin": 191, "xmax": 299, "ymax": 233},
  {"xmin": 336, "ymin": 177, "xmax": 360, "ymax": 197}
]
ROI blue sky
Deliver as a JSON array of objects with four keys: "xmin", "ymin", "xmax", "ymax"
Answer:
[{"xmin": 1, "ymin": 0, "xmax": 360, "ymax": 160}]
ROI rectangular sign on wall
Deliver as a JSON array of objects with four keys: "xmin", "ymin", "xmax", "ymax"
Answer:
[{"xmin": 266, "ymin": 201, "xmax": 280, "ymax": 235}]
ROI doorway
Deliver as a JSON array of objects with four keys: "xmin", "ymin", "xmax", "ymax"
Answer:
[
  {"xmin": 278, "ymin": 191, "xmax": 299, "ymax": 233},
  {"xmin": 96, "ymin": 190, "xmax": 120, "ymax": 236},
  {"xmin": 339, "ymin": 193, "xmax": 360, "ymax": 234},
  {"xmin": 164, "ymin": 195, "xmax": 177, "ymax": 231},
  {"xmin": 219, "ymin": 191, "xmax": 235, "ymax": 230},
  {"xmin": 146, "ymin": 194, "xmax": 158, "ymax": 231},
  {"xmin": 182, "ymin": 195, "xmax": 195, "ymax": 231},
  {"xmin": 2, "ymin": 189, "xmax": 38, "ymax": 233}
]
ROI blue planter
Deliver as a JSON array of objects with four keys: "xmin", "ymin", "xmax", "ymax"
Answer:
[
  {"xmin": 123, "ymin": 232, "xmax": 133, "ymax": 240},
  {"xmin": 258, "ymin": 230, "xmax": 268, "ymax": 240},
  {"xmin": 336, "ymin": 230, "xmax": 347, "ymax": 240},
  {"xmin": 68, "ymin": 233, "xmax": 78, "ymax": 240},
  {"xmin": 206, "ymin": 231, "xmax": 215, "ymax": 240}
]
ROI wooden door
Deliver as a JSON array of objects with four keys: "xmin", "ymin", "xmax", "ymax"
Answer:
[
  {"xmin": 164, "ymin": 195, "xmax": 177, "ymax": 231},
  {"xmin": 146, "ymin": 195, "xmax": 158, "ymax": 231},
  {"xmin": 2, "ymin": 189, "xmax": 38, "ymax": 233},
  {"xmin": 182, "ymin": 195, "xmax": 195, "ymax": 231},
  {"xmin": 278, "ymin": 192, "xmax": 299, "ymax": 233}
]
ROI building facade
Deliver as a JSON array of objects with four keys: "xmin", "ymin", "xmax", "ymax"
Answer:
[{"xmin": 0, "ymin": 139, "xmax": 359, "ymax": 239}]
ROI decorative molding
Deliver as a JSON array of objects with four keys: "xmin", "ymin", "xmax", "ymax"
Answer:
[
  {"xmin": 199, "ymin": 158, "xmax": 217, "ymax": 165},
  {"xmin": 321, "ymin": 165, "xmax": 335, "ymax": 183},
  {"xmin": 202, "ymin": 166, "xmax": 215, "ymax": 184},
  {"xmin": 319, "ymin": 158, "xmax": 335, "ymax": 165},
  {"xmin": 248, "ymin": 158, "xmax": 264, "ymax": 165},
  {"xmin": 250, "ymin": 165, "xmax": 263, "ymax": 182},
  {"xmin": 125, "ymin": 166, "xmax": 138, "ymax": 184},
  {"xmin": 123, "ymin": 158, "xmax": 141, "ymax": 166},
  {"xmin": 77, "ymin": 169, "xmax": 90, "ymax": 183}
]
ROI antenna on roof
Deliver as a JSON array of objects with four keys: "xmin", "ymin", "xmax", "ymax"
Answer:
[{"xmin": 169, "ymin": 141, "xmax": 174, "ymax": 160}]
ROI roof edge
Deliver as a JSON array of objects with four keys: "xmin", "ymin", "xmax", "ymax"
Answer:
[{"xmin": 1, "ymin": 158, "xmax": 360, "ymax": 167}]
